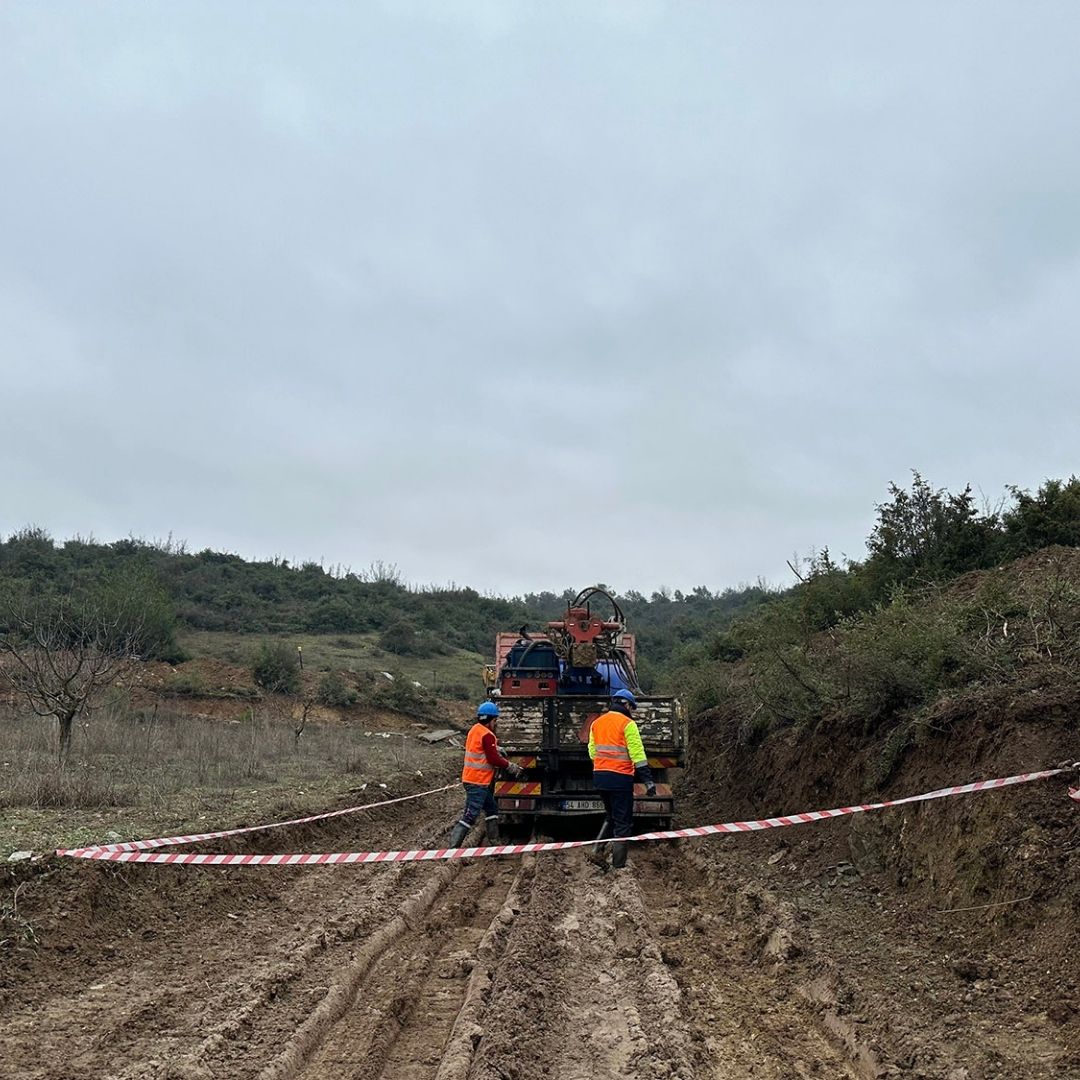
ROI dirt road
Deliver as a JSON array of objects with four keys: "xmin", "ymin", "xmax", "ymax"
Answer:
[{"xmin": 2, "ymin": 788, "xmax": 1076, "ymax": 1079}]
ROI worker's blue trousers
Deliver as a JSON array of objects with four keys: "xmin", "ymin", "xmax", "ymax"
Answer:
[
  {"xmin": 593, "ymin": 771, "xmax": 635, "ymax": 838},
  {"xmin": 458, "ymin": 781, "xmax": 498, "ymax": 827}
]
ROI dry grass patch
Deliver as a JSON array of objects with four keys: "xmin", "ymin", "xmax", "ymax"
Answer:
[{"xmin": 0, "ymin": 697, "xmax": 457, "ymax": 854}]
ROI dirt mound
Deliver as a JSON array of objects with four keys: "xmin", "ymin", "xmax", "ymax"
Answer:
[
  {"xmin": 121, "ymin": 656, "xmax": 259, "ymax": 695},
  {"xmin": 684, "ymin": 681, "xmax": 1080, "ymax": 1075},
  {"xmin": 936, "ymin": 543, "xmax": 1080, "ymax": 603},
  {"xmin": 0, "ymin": 770, "xmax": 456, "ymax": 1003},
  {"xmin": 107, "ymin": 655, "xmax": 465, "ymax": 735}
]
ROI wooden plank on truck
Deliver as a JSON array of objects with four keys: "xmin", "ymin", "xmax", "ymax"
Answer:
[
  {"xmin": 553, "ymin": 697, "xmax": 606, "ymax": 749},
  {"xmin": 494, "ymin": 697, "xmax": 545, "ymax": 753},
  {"xmin": 552, "ymin": 696, "xmax": 683, "ymax": 754},
  {"xmin": 633, "ymin": 699, "xmax": 684, "ymax": 754}
]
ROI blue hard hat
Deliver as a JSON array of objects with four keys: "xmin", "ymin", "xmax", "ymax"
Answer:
[
  {"xmin": 612, "ymin": 688, "xmax": 637, "ymax": 709},
  {"xmin": 477, "ymin": 701, "xmax": 500, "ymax": 718}
]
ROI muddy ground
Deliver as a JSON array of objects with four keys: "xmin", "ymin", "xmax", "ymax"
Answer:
[{"xmin": 2, "ymin": 751, "xmax": 1077, "ymax": 1080}]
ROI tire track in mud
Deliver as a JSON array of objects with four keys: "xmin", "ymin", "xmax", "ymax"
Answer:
[
  {"xmin": 0, "ymin": 794, "xmax": 462, "ymax": 1080},
  {"xmin": 453, "ymin": 844, "xmax": 862, "ymax": 1080},
  {"xmin": 4, "ymin": 815, "xmax": 943, "ymax": 1080},
  {"xmin": 635, "ymin": 845, "xmax": 862, "ymax": 1080},
  {"xmin": 461, "ymin": 850, "xmax": 697, "ymax": 1080},
  {"xmin": 173, "ymin": 804, "xmax": 471, "ymax": 1080},
  {"xmin": 275, "ymin": 858, "xmax": 529, "ymax": 1080}
]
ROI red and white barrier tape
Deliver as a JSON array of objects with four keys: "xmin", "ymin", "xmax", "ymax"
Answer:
[
  {"xmin": 56, "ymin": 766, "xmax": 1075, "ymax": 866},
  {"xmin": 62, "ymin": 781, "xmax": 460, "ymax": 857}
]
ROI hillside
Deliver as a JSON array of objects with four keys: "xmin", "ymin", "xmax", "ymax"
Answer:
[
  {"xmin": 0, "ymin": 527, "xmax": 769, "ymax": 688},
  {"xmin": 178, "ymin": 629, "xmax": 487, "ymax": 700},
  {"xmin": 682, "ymin": 544, "xmax": 1080, "ymax": 782},
  {"xmin": 676, "ymin": 546, "xmax": 1080, "ymax": 1072}
]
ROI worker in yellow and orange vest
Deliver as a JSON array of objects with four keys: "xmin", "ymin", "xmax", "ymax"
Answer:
[
  {"xmin": 588, "ymin": 689, "xmax": 655, "ymax": 870},
  {"xmin": 447, "ymin": 700, "xmax": 523, "ymax": 848}
]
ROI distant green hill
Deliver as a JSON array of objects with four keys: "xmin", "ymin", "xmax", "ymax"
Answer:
[
  {"xmin": 179, "ymin": 627, "xmax": 488, "ymax": 699},
  {"xmin": 0, "ymin": 529, "xmax": 766, "ymax": 689},
  {"xmin": 4, "ymin": 473, "xmax": 1075, "ymax": 692}
]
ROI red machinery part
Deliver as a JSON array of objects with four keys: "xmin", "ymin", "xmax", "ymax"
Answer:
[
  {"xmin": 547, "ymin": 606, "xmax": 622, "ymax": 645},
  {"xmin": 500, "ymin": 674, "xmax": 556, "ymax": 696}
]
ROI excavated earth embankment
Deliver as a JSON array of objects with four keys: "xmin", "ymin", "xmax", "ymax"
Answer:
[{"xmin": 684, "ymin": 683, "xmax": 1080, "ymax": 1078}]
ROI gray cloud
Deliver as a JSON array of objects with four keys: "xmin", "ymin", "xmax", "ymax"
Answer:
[{"xmin": 2, "ymin": 2, "xmax": 1079, "ymax": 593}]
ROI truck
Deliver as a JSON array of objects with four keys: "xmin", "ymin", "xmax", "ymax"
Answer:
[{"xmin": 483, "ymin": 587, "xmax": 686, "ymax": 831}]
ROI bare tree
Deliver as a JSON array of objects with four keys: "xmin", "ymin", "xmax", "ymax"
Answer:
[
  {"xmin": 0, "ymin": 580, "xmax": 162, "ymax": 764},
  {"xmin": 294, "ymin": 696, "xmax": 315, "ymax": 747}
]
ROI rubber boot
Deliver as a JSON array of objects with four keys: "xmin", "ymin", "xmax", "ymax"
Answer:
[
  {"xmin": 588, "ymin": 819, "xmax": 612, "ymax": 869},
  {"xmin": 484, "ymin": 817, "xmax": 502, "ymax": 844},
  {"xmin": 448, "ymin": 822, "xmax": 469, "ymax": 848},
  {"xmin": 611, "ymin": 841, "xmax": 629, "ymax": 870}
]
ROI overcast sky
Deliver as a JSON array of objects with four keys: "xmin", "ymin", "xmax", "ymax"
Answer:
[{"xmin": 2, "ymin": 3, "xmax": 1079, "ymax": 596}]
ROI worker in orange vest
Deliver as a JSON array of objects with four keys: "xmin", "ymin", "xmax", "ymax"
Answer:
[
  {"xmin": 588, "ymin": 689, "xmax": 655, "ymax": 870},
  {"xmin": 447, "ymin": 701, "xmax": 522, "ymax": 848}
]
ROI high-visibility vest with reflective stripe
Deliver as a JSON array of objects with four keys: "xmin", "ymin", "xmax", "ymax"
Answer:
[
  {"xmin": 462, "ymin": 722, "xmax": 497, "ymax": 785},
  {"xmin": 590, "ymin": 711, "xmax": 635, "ymax": 776}
]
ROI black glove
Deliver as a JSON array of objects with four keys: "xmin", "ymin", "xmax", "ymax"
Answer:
[{"xmin": 645, "ymin": 782, "xmax": 657, "ymax": 797}]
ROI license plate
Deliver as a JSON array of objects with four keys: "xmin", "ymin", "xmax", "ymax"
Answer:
[{"xmin": 561, "ymin": 799, "xmax": 603, "ymax": 811}]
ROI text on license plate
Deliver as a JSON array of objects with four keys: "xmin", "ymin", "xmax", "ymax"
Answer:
[{"xmin": 561, "ymin": 799, "xmax": 603, "ymax": 811}]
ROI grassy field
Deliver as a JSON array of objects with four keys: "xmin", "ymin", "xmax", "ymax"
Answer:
[
  {"xmin": 1, "ymin": 628, "xmax": 483, "ymax": 857},
  {"xmin": 0, "ymin": 702, "xmax": 459, "ymax": 856},
  {"xmin": 179, "ymin": 629, "xmax": 487, "ymax": 696}
]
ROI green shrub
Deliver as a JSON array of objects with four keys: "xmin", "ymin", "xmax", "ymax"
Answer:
[
  {"xmin": 872, "ymin": 719, "xmax": 918, "ymax": 786},
  {"xmin": 1003, "ymin": 476, "xmax": 1080, "ymax": 553},
  {"xmin": 682, "ymin": 665, "xmax": 728, "ymax": 715},
  {"xmin": 438, "ymin": 681, "xmax": 474, "ymax": 701},
  {"xmin": 317, "ymin": 670, "xmax": 358, "ymax": 707},
  {"xmin": 836, "ymin": 589, "xmax": 1003, "ymax": 731},
  {"xmin": 707, "ymin": 631, "xmax": 744, "ymax": 662},
  {"xmin": 305, "ymin": 597, "xmax": 366, "ymax": 633},
  {"xmin": 376, "ymin": 671, "xmax": 435, "ymax": 719},
  {"xmin": 378, "ymin": 619, "xmax": 419, "ymax": 655},
  {"xmin": 252, "ymin": 641, "xmax": 300, "ymax": 694}
]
